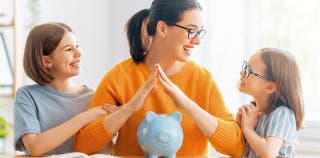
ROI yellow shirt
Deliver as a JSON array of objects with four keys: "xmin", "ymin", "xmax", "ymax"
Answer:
[{"xmin": 75, "ymin": 58, "xmax": 244, "ymax": 156}]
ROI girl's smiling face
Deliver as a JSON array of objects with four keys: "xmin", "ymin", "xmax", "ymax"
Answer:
[
  {"xmin": 239, "ymin": 52, "xmax": 271, "ymax": 98},
  {"xmin": 43, "ymin": 31, "xmax": 83, "ymax": 80}
]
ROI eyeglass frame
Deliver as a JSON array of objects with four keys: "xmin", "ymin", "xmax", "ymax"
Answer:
[
  {"xmin": 167, "ymin": 23, "xmax": 206, "ymax": 39},
  {"xmin": 242, "ymin": 61, "xmax": 269, "ymax": 80}
]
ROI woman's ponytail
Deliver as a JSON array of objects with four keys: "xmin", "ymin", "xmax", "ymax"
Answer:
[{"xmin": 126, "ymin": 9, "xmax": 150, "ymax": 63}]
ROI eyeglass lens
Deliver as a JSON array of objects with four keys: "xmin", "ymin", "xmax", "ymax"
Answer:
[
  {"xmin": 189, "ymin": 30, "xmax": 206, "ymax": 39},
  {"xmin": 242, "ymin": 61, "xmax": 250, "ymax": 78}
]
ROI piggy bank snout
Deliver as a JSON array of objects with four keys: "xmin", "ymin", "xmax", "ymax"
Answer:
[{"xmin": 157, "ymin": 131, "xmax": 172, "ymax": 143}]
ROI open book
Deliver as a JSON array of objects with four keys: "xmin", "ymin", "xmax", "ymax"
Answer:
[{"xmin": 49, "ymin": 152, "xmax": 120, "ymax": 158}]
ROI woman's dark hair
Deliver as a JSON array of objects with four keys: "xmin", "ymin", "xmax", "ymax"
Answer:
[
  {"xmin": 126, "ymin": 0, "xmax": 202, "ymax": 63},
  {"xmin": 23, "ymin": 22, "xmax": 73, "ymax": 85}
]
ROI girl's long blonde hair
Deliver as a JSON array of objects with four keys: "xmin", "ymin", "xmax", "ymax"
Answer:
[{"xmin": 260, "ymin": 48, "xmax": 304, "ymax": 130}]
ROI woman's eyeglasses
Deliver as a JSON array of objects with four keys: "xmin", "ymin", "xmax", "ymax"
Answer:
[
  {"xmin": 168, "ymin": 23, "xmax": 206, "ymax": 39},
  {"xmin": 242, "ymin": 61, "xmax": 269, "ymax": 80}
]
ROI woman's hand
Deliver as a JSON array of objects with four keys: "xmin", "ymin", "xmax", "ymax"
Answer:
[
  {"xmin": 100, "ymin": 70, "xmax": 158, "ymax": 136},
  {"xmin": 155, "ymin": 64, "xmax": 190, "ymax": 109},
  {"xmin": 240, "ymin": 104, "xmax": 259, "ymax": 133},
  {"xmin": 123, "ymin": 69, "xmax": 158, "ymax": 113}
]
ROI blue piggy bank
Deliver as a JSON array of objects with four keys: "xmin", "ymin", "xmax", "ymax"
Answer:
[{"xmin": 137, "ymin": 111, "xmax": 183, "ymax": 158}]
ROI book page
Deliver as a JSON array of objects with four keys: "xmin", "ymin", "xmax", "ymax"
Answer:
[
  {"xmin": 48, "ymin": 152, "xmax": 119, "ymax": 158},
  {"xmin": 49, "ymin": 152, "xmax": 88, "ymax": 157},
  {"xmin": 88, "ymin": 154, "xmax": 120, "ymax": 158}
]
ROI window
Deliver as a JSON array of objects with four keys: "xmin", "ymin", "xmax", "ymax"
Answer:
[
  {"xmin": 194, "ymin": 0, "xmax": 320, "ymax": 121},
  {"xmin": 0, "ymin": 29, "xmax": 14, "ymax": 96},
  {"xmin": 0, "ymin": 0, "xmax": 14, "ymax": 96}
]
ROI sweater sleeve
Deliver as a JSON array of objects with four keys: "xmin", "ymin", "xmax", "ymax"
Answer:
[
  {"xmin": 207, "ymin": 78, "xmax": 245, "ymax": 156},
  {"xmin": 74, "ymin": 66, "xmax": 121, "ymax": 154},
  {"xmin": 74, "ymin": 117, "xmax": 114, "ymax": 154}
]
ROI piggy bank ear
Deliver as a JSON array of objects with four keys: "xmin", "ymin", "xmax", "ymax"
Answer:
[
  {"xmin": 146, "ymin": 111, "xmax": 157, "ymax": 122},
  {"xmin": 170, "ymin": 112, "xmax": 182, "ymax": 122}
]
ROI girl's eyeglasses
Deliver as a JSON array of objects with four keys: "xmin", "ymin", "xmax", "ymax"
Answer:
[{"xmin": 242, "ymin": 61, "xmax": 269, "ymax": 80}]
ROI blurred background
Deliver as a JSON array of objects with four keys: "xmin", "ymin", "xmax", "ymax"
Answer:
[{"xmin": 0, "ymin": 0, "xmax": 319, "ymax": 157}]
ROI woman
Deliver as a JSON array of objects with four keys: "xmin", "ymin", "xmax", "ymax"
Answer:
[{"xmin": 75, "ymin": 0, "xmax": 244, "ymax": 156}]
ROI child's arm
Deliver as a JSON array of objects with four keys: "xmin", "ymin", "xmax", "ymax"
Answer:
[
  {"xmin": 21, "ymin": 105, "xmax": 118, "ymax": 156},
  {"xmin": 240, "ymin": 105, "xmax": 283, "ymax": 157}
]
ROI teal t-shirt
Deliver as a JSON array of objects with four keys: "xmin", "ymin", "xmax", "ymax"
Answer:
[{"xmin": 14, "ymin": 84, "xmax": 94, "ymax": 155}]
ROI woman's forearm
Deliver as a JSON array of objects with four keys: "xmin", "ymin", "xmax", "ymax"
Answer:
[
  {"xmin": 182, "ymin": 99, "xmax": 218, "ymax": 137},
  {"xmin": 103, "ymin": 106, "xmax": 135, "ymax": 134}
]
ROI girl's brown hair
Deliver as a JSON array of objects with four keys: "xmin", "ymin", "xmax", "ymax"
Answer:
[
  {"xmin": 23, "ymin": 22, "xmax": 73, "ymax": 85},
  {"xmin": 260, "ymin": 48, "xmax": 304, "ymax": 130}
]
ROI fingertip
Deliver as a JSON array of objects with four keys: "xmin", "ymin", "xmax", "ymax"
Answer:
[
  {"xmin": 154, "ymin": 63, "xmax": 159, "ymax": 69},
  {"xmin": 241, "ymin": 107, "xmax": 246, "ymax": 114}
]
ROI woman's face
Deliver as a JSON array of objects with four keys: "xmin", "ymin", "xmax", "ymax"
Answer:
[
  {"xmin": 43, "ymin": 31, "xmax": 83, "ymax": 80},
  {"xmin": 164, "ymin": 9, "xmax": 205, "ymax": 62}
]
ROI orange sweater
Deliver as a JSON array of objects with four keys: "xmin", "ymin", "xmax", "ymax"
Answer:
[{"xmin": 75, "ymin": 59, "xmax": 244, "ymax": 156}]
